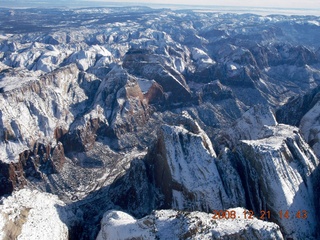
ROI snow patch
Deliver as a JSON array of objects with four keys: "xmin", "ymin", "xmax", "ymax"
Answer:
[{"xmin": 137, "ymin": 78, "xmax": 156, "ymax": 94}]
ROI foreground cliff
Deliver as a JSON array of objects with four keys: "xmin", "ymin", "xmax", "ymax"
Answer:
[
  {"xmin": 0, "ymin": 189, "xmax": 75, "ymax": 240},
  {"xmin": 96, "ymin": 209, "xmax": 284, "ymax": 240}
]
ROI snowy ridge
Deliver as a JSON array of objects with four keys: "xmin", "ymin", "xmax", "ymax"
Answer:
[{"xmin": 96, "ymin": 208, "xmax": 283, "ymax": 240}]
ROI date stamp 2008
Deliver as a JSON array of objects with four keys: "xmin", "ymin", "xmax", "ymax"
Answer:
[{"xmin": 212, "ymin": 210, "xmax": 308, "ymax": 220}]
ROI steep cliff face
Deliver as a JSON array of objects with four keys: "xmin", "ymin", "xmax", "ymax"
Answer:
[
  {"xmin": 96, "ymin": 209, "xmax": 284, "ymax": 240},
  {"xmin": 276, "ymin": 85, "xmax": 320, "ymax": 127},
  {"xmin": 299, "ymin": 99, "xmax": 320, "ymax": 158},
  {"xmin": 108, "ymin": 158, "xmax": 157, "ymax": 218},
  {"xmin": 0, "ymin": 141, "xmax": 66, "ymax": 196},
  {"xmin": 142, "ymin": 110, "xmax": 320, "ymax": 239},
  {"xmin": 94, "ymin": 66, "xmax": 150, "ymax": 138},
  {"xmin": 0, "ymin": 63, "xmax": 95, "ymax": 197},
  {"xmin": 0, "ymin": 64, "xmax": 84, "ymax": 162},
  {"xmin": 0, "ymin": 160, "xmax": 26, "ymax": 196},
  {"xmin": 146, "ymin": 116, "xmax": 231, "ymax": 211},
  {"xmin": 238, "ymin": 124, "xmax": 319, "ymax": 239}
]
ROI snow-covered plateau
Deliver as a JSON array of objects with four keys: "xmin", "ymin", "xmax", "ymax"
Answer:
[{"xmin": 0, "ymin": 6, "xmax": 320, "ymax": 240}]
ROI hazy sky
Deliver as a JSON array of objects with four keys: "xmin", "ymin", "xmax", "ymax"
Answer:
[
  {"xmin": 89, "ymin": 0, "xmax": 320, "ymax": 9},
  {"xmin": 3, "ymin": 0, "xmax": 320, "ymax": 10}
]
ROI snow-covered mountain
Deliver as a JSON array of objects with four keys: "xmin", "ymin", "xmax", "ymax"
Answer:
[{"xmin": 0, "ymin": 6, "xmax": 320, "ymax": 240}]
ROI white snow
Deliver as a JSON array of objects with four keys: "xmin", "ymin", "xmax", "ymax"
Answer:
[
  {"xmin": 96, "ymin": 209, "xmax": 283, "ymax": 240},
  {"xmin": 191, "ymin": 47, "xmax": 215, "ymax": 70},
  {"xmin": 229, "ymin": 63, "xmax": 238, "ymax": 70},
  {"xmin": 137, "ymin": 78, "xmax": 155, "ymax": 94},
  {"xmin": 96, "ymin": 211, "xmax": 154, "ymax": 240},
  {"xmin": 0, "ymin": 189, "xmax": 73, "ymax": 240},
  {"xmin": 0, "ymin": 64, "xmax": 85, "ymax": 162},
  {"xmin": 0, "ymin": 141, "xmax": 28, "ymax": 163},
  {"xmin": 0, "ymin": 76, "xmax": 39, "ymax": 92},
  {"xmin": 307, "ymin": 20, "xmax": 320, "ymax": 26}
]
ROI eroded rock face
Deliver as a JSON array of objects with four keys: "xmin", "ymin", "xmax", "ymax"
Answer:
[
  {"xmin": 61, "ymin": 116, "xmax": 105, "ymax": 153},
  {"xmin": 200, "ymin": 80, "xmax": 234, "ymax": 103},
  {"xmin": 276, "ymin": 85, "xmax": 320, "ymax": 127},
  {"xmin": 1, "ymin": 7, "xmax": 320, "ymax": 240},
  {"xmin": 96, "ymin": 208, "xmax": 284, "ymax": 240},
  {"xmin": 0, "ymin": 160, "xmax": 26, "ymax": 197},
  {"xmin": 143, "ymin": 81, "xmax": 165, "ymax": 105},
  {"xmin": 108, "ymin": 159, "xmax": 157, "ymax": 218},
  {"xmin": 0, "ymin": 141, "xmax": 66, "ymax": 197},
  {"xmin": 96, "ymin": 109, "xmax": 320, "ymax": 240},
  {"xmin": 238, "ymin": 124, "xmax": 319, "ymax": 239},
  {"xmin": 88, "ymin": 66, "xmax": 151, "ymax": 141},
  {"xmin": 221, "ymin": 105, "xmax": 278, "ymax": 148}
]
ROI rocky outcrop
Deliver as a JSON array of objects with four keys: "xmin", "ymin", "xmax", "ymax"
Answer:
[
  {"xmin": 2, "ymin": 7, "xmax": 320, "ymax": 240},
  {"xmin": 143, "ymin": 81, "xmax": 165, "ymax": 105},
  {"xmin": 300, "ymin": 99, "xmax": 320, "ymax": 158},
  {"xmin": 94, "ymin": 66, "xmax": 150, "ymax": 137},
  {"xmin": 0, "ymin": 189, "xmax": 75, "ymax": 240},
  {"xmin": 200, "ymin": 80, "xmax": 234, "ymax": 102},
  {"xmin": 96, "ymin": 209, "xmax": 284, "ymax": 240},
  {"xmin": 0, "ymin": 64, "xmax": 86, "ymax": 162},
  {"xmin": 276, "ymin": 86, "xmax": 320, "ymax": 158},
  {"xmin": 0, "ymin": 160, "xmax": 26, "ymax": 197},
  {"xmin": 61, "ymin": 114, "xmax": 106, "ymax": 153}
]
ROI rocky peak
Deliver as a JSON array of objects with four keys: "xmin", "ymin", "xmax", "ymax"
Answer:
[
  {"xmin": 146, "ymin": 118, "xmax": 230, "ymax": 211},
  {"xmin": 122, "ymin": 48, "xmax": 192, "ymax": 103}
]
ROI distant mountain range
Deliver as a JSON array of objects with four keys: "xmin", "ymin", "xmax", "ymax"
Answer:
[{"xmin": 0, "ymin": 6, "xmax": 319, "ymax": 240}]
